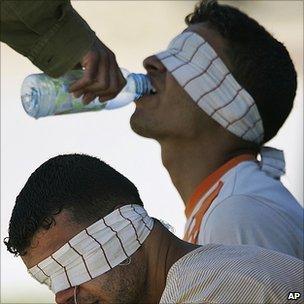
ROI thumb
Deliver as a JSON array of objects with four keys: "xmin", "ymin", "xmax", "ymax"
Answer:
[{"xmin": 69, "ymin": 52, "xmax": 99, "ymax": 92}]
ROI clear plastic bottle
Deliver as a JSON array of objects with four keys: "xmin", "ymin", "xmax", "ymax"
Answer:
[{"xmin": 21, "ymin": 69, "xmax": 152, "ymax": 119}]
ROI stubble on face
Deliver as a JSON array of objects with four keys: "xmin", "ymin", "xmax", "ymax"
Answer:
[
  {"xmin": 130, "ymin": 71, "xmax": 204, "ymax": 142},
  {"xmin": 82, "ymin": 250, "xmax": 148, "ymax": 304}
]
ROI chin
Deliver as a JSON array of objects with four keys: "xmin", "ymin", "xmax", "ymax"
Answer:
[{"xmin": 130, "ymin": 112, "xmax": 158, "ymax": 139}]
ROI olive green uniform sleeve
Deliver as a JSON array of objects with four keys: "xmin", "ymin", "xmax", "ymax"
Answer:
[{"xmin": 0, "ymin": 0, "xmax": 96, "ymax": 77}]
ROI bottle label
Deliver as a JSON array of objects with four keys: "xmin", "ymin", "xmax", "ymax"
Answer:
[{"xmin": 52, "ymin": 70, "xmax": 106, "ymax": 115}]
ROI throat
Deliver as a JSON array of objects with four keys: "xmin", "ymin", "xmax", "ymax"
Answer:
[
  {"xmin": 159, "ymin": 141, "xmax": 218, "ymax": 205},
  {"xmin": 159, "ymin": 139, "xmax": 248, "ymax": 205}
]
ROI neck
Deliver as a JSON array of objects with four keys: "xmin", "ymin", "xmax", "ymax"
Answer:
[
  {"xmin": 142, "ymin": 222, "xmax": 199, "ymax": 303},
  {"xmin": 159, "ymin": 137, "xmax": 254, "ymax": 205}
]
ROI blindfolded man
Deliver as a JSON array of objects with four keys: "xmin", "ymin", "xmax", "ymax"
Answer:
[
  {"xmin": 5, "ymin": 154, "xmax": 303, "ymax": 304},
  {"xmin": 130, "ymin": 0, "xmax": 303, "ymax": 258}
]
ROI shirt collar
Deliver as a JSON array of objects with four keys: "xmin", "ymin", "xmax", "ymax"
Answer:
[{"xmin": 185, "ymin": 154, "xmax": 256, "ymax": 218}]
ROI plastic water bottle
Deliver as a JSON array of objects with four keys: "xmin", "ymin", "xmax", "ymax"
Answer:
[{"xmin": 21, "ymin": 69, "xmax": 152, "ymax": 119}]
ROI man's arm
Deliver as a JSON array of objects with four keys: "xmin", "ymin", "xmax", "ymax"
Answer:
[
  {"xmin": 0, "ymin": 1, "xmax": 125, "ymax": 103},
  {"xmin": 1, "ymin": 0, "xmax": 95, "ymax": 77}
]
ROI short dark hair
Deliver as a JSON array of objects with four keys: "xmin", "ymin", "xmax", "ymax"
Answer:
[
  {"xmin": 186, "ymin": 0, "xmax": 297, "ymax": 143},
  {"xmin": 4, "ymin": 154, "xmax": 143, "ymax": 256}
]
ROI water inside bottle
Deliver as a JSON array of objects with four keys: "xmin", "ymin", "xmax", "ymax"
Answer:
[
  {"xmin": 21, "ymin": 69, "xmax": 153, "ymax": 118},
  {"xmin": 21, "ymin": 86, "xmax": 40, "ymax": 118}
]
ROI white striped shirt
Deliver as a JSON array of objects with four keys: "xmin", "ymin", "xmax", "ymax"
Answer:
[{"xmin": 160, "ymin": 245, "xmax": 303, "ymax": 303}]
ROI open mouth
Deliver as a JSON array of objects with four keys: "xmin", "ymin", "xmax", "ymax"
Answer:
[
  {"xmin": 149, "ymin": 87, "xmax": 157, "ymax": 95},
  {"xmin": 135, "ymin": 85, "xmax": 157, "ymax": 105}
]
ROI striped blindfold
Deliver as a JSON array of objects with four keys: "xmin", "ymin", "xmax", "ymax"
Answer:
[
  {"xmin": 28, "ymin": 204, "xmax": 154, "ymax": 293},
  {"xmin": 155, "ymin": 31, "xmax": 264, "ymax": 144}
]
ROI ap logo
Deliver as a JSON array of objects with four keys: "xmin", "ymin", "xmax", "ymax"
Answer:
[{"xmin": 288, "ymin": 292, "xmax": 301, "ymax": 300}]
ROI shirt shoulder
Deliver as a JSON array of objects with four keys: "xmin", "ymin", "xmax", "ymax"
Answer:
[
  {"xmin": 208, "ymin": 160, "xmax": 303, "ymax": 228},
  {"xmin": 221, "ymin": 160, "xmax": 301, "ymax": 206},
  {"xmin": 200, "ymin": 193, "xmax": 303, "ymax": 258},
  {"xmin": 160, "ymin": 245, "xmax": 303, "ymax": 304}
]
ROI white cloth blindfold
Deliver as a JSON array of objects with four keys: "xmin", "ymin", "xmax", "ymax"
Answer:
[
  {"xmin": 156, "ymin": 31, "xmax": 264, "ymax": 144},
  {"xmin": 155, "ymin": 32, "xmax": 286, "ymax": 179},
  {"xmin": 28, "ymin": 204, "xmax": 154, "ymax": 293}
]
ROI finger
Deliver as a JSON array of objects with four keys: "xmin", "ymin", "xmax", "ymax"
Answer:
[
  {"xmin": 82, "ymin": 92, "xmax": 97, "ymax": 105},
  {"xmin": 98, "ymin": 92, "xmax": 119, "ymax": 103},
  {"xmin": 72, "ymin": 89, "xmax": 84, "ymax": 99},
  {"xmin": 111, "ymin": 60, "xmax": 127, "ymax": 96},
  {"xmin": 95, "ymin": 58, "xmax": 125, "ymax": 100},
  {"xmin": 97, "ymin": 70, "xmax": 124, "ymax": 102},
  {"xmin": 100, "ymin": 56, "xmax": 120, "ymax": 99},
  {"xmin": 82, "ymin": 51, "xmax": 110, "ymax": 94},
  {"xmin": 69, "ymin": 54, "xmax": 99, "ymax": 92},
  {"xmin": 117, "ymin": 66, "xmax": 127, "ymax": 91},
  {"xmin": 95, "ymin": 50, "xmax": 110, "ymax": 92},
  {"xmin": 96, "ymin": 59, "xmax": 119, "ymax": 102},
  {"xmin": 107, "ymin": 55, "xmax": 127, "ymax": 96}
]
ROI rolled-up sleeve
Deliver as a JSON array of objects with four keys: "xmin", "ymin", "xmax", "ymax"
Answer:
[{"xmin": 0, "ymin": 0, "xmax": 96, "ymax": 77}]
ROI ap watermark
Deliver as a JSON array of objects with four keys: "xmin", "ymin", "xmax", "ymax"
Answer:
[{"xmin": 288, "ymin": 292, "xmax": 302, "ymax": 300}]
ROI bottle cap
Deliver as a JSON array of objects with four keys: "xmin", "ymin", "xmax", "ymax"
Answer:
[{"xmin": 130, "ymin": 74, "xmax": 152, "ymax": 100}]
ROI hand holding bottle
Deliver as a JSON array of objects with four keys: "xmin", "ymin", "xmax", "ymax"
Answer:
[
  {"xmin": 69, "ymin": 38, "xmax": 126, "ymax": 104},
  {"xmin": 21, "ymin": 69, "xmax": 152, "ymax": 118}
]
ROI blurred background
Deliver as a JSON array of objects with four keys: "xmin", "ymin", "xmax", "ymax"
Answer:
[{"xmin": 1, "ymin": 1, "xmax": 303, "ymax": 303}]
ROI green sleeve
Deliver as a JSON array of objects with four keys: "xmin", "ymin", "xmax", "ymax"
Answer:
[{"xmin": 0, "ymin": 0, "xmax": 96, "ymax": 77}]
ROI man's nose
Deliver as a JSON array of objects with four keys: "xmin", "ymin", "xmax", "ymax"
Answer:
[
  {"xmin": 143, "ymin": 55, "xmax": 167, "ymax": 74},
  {"xmin": 55, "ymin": 287, "xmax": 75, "ymax": 304}
]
